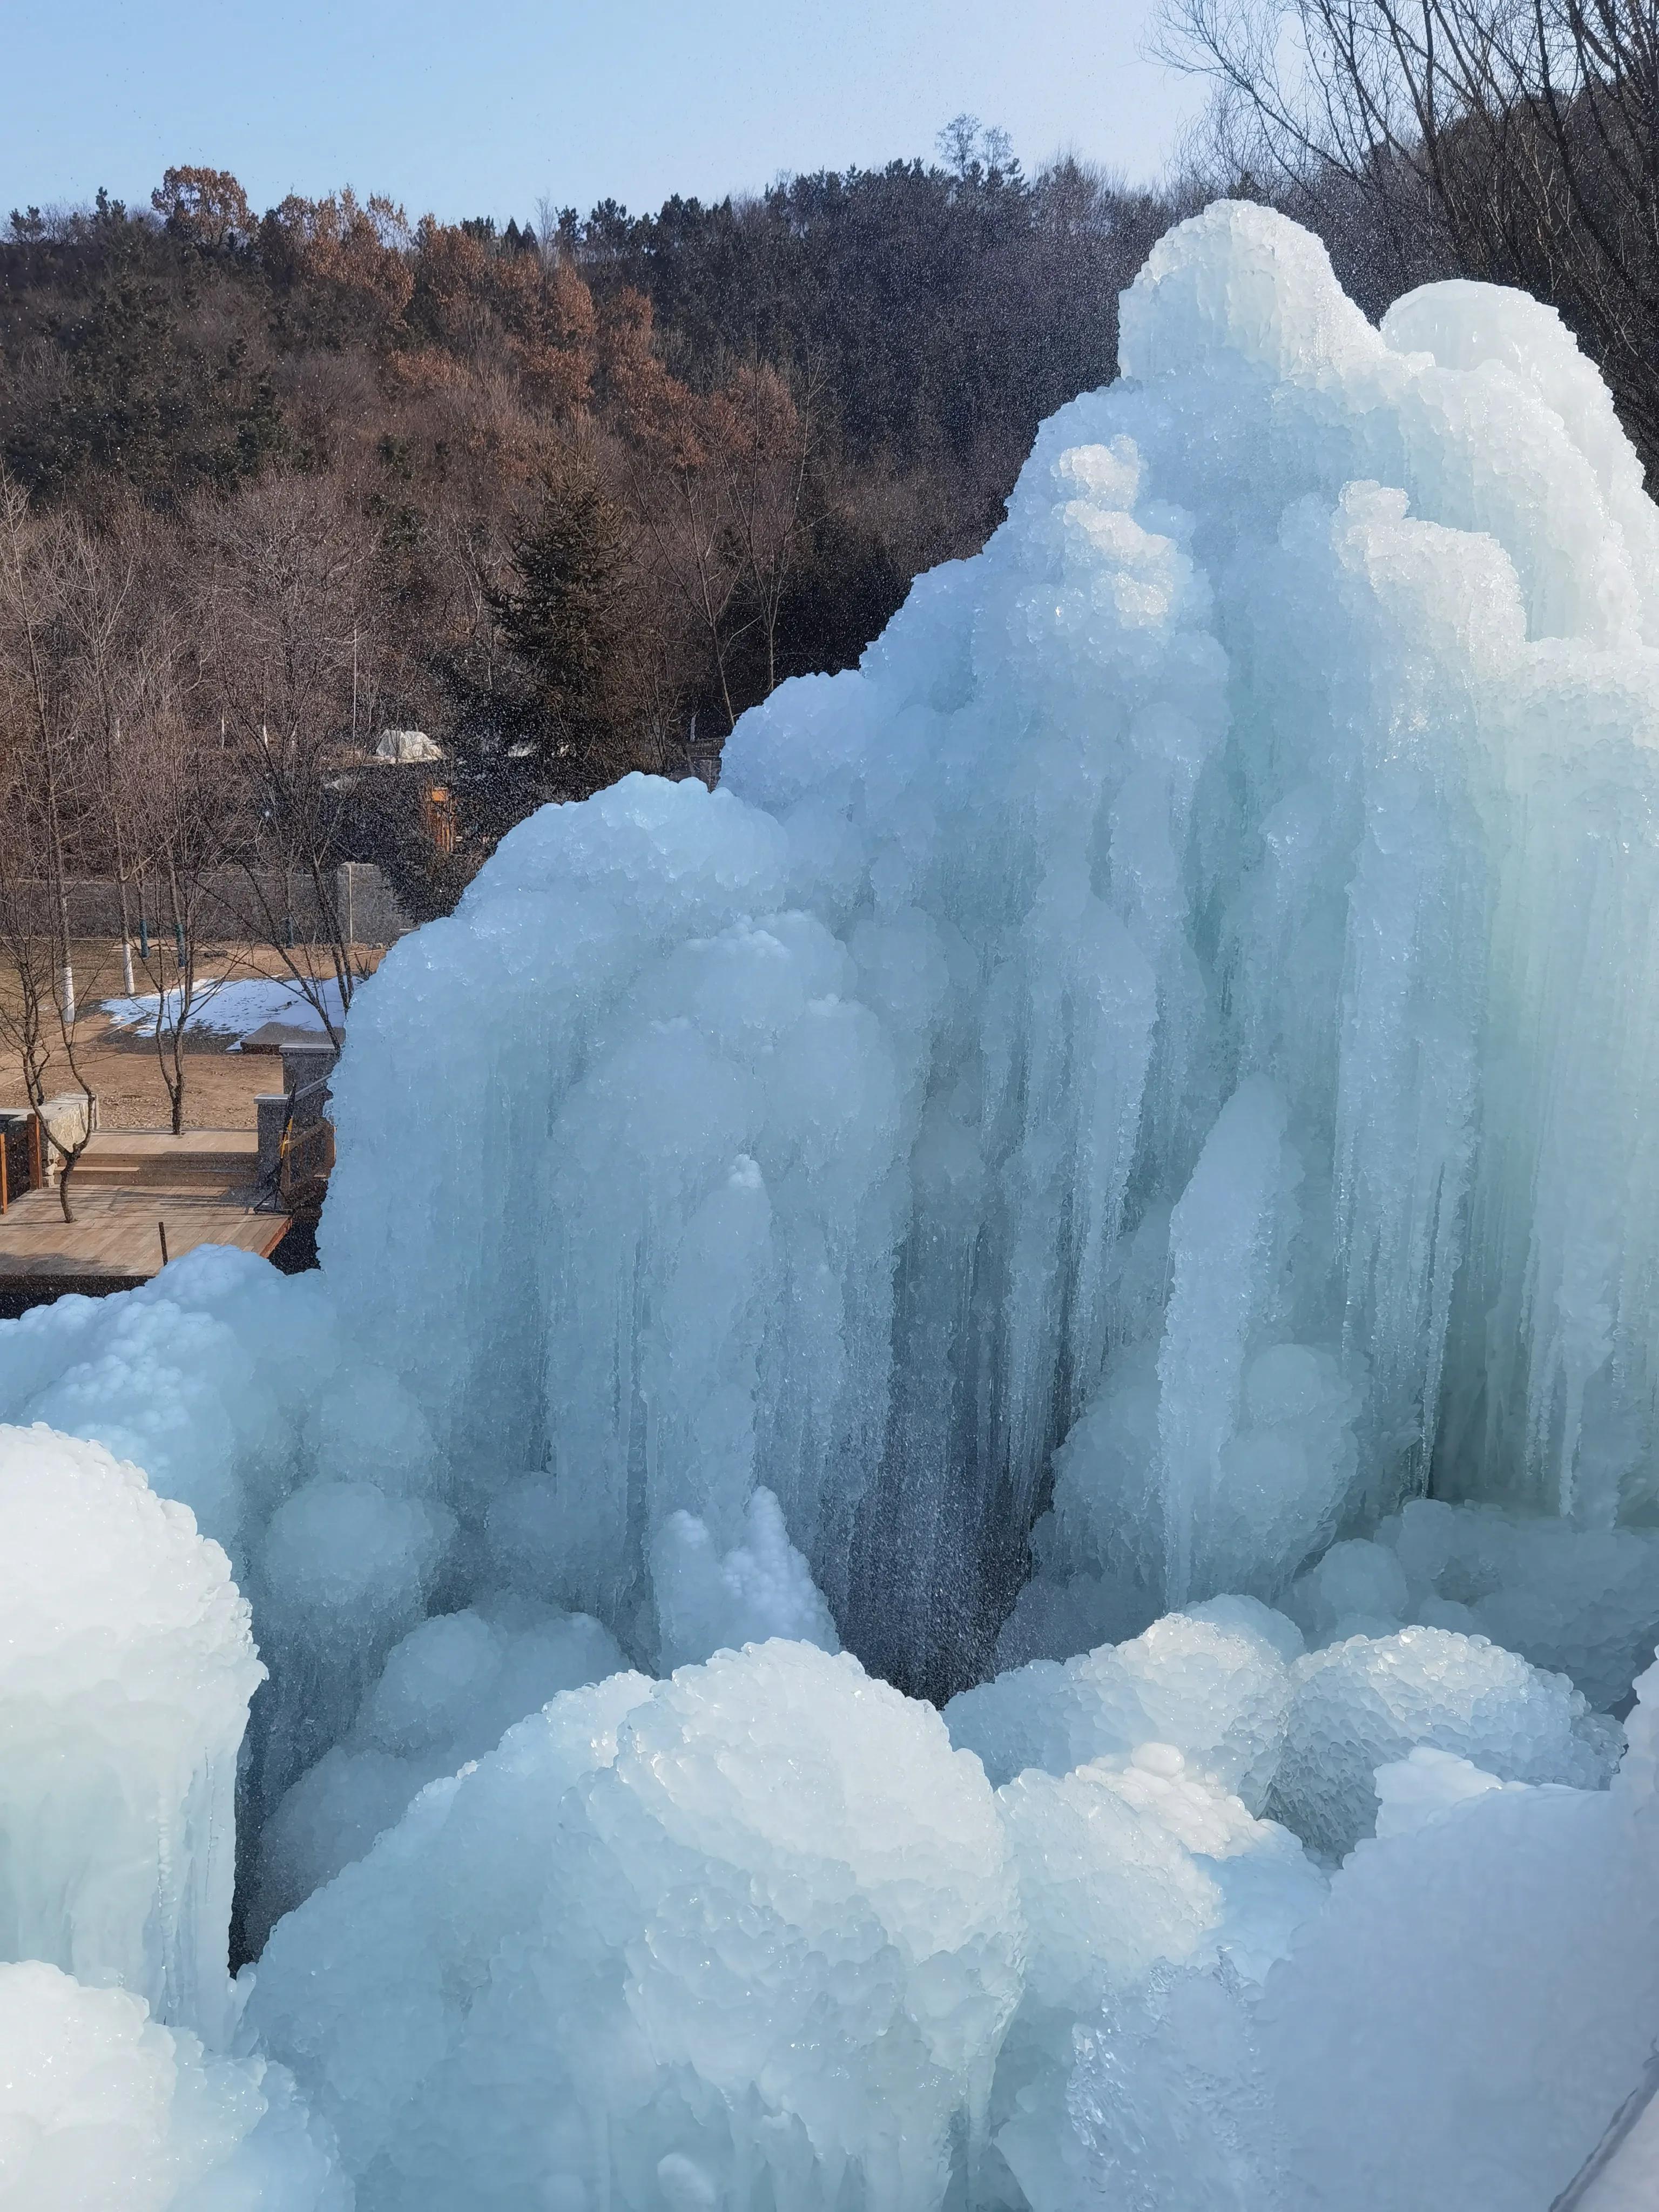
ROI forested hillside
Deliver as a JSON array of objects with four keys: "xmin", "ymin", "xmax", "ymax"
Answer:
[
  {"xmin": 5, "ymin": 17, "xmax": 1651, "ymax": 955},
  {"xmin": 1, "ymin": 133, "xmax": 1175, "ymax": 842}
]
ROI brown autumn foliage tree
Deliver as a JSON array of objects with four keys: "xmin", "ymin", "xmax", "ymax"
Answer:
[
  {"xmin": 262, "ymin": 190, "xmax": 417, "ymax": 335},
  {"xmin": 151, "ymin": 166, "xmax": 254, "ymax": 248},
  {"xmin": 603, "ymin": 289, "xmax": 820, "ymax": 730}
]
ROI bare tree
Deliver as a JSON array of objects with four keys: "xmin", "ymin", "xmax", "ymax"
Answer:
[
  {"xmin": 56, "ymin": 515, "xmax": 146, "ymax": 995},
  {"xmin": 116, "ymin": 639, "xmax": 228, "ymax": 1135},
  {"xmin": 0, "ymin": 849, "xmax": 106, "ymax": 1219},
  {"xmin": 1159, "ymin": 0, "xmax": 1659, "ymax": 469},
  {"xmin": 0, "ymin": 730, "xmax": 60, "ymax": 1162},
  {"xmin": 725, "ymin": 362, "xmax": 826, "ymax": 704},
  {"xmin": 533, "ymin": 192, "xmax": 564, "ymax": 270},
  {"xmin": 0, "ymin": 477, "xmax": 80, "ymax": 1024},
  {"xmin": 194, "ymin": 473, "xmax": 383, "ymax": 1042},
  {"xmin": 0, "ymin": 476, "xmax": 103, "ymax": 1217}
]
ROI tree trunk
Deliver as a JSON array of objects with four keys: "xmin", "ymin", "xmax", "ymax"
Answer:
[
  {"xmin": 166, "ymin": 860, "xmax": 188, "ymax": 1136},
  {"xmin": 118, "ymin": 874, "xmax": 134, "ymax": 996}
]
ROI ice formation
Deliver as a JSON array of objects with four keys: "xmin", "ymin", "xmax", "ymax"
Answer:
[
  {"xmin": 1064, "ymin": 1667, "xmax": 1659, "ymax": 2212},
  {"xmin": 0, "ymin": 1962, "xmax": 345, "ymax": 2211},
  {"xmin": 943, "ymin": 1600, "xmax": 1297, "ymax": 1808},
  {"xmin": 16, "ymin": 197, "xmax": 1659, "ymax": 1704},
  {"xmin": 0, "ymin": 1426, "xmax": 347, "ymax": 2207},
  {"xmin": 251, "ymin": 1643, "xmax": 1024, "ymax": 2212},
  {"xmin": 1267, "ymin": 1623, "xmax": 1619, "ymax": 1858},
  {"xmin": 1, "ymin": 199, "xmax": 1659, "ymax": 2205},
  {"xmin": 247, "ymin": 1595, "xmax": 625, "ymax": 1950},
  {"xmin": 0, "ymin": 1425, "xmax": 262, "ymax": 2042}
]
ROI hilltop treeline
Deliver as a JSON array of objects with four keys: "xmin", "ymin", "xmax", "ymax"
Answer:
[{"xmin": 6, "ymin": 23, "xmax": 1655, "ymax": 1014}]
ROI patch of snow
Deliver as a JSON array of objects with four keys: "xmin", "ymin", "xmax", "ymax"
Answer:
[{"xmin": 101, "ymin": 975, "xmax": 343, "ymax": 1042}]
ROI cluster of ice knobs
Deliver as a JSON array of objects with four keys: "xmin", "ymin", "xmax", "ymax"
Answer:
[{"xmin": 4, "ymin": 199, "xmax": 1659, "ymax": 2210}]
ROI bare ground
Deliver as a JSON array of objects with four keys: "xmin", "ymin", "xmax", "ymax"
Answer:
[{"xmin": 0, "ymin": 941, "xmax": 382, "ymax": 1132}]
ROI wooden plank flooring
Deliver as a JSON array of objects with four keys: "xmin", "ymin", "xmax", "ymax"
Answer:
[{"xmin": 0, "ymin": 1129, "xmax": 290, "ymax": 1284}]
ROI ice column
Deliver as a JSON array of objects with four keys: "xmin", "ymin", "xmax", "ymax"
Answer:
[{"xmin": 0, "ymin": 1424, "xmax": 264, "ymax": 2045}]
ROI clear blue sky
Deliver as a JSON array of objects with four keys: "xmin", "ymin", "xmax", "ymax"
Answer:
[{"xmin": 4, "ymin": 0, "xmax": 1203, "ymax": 228}]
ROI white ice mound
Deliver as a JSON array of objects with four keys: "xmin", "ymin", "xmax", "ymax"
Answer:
[
  {"xmin": 251, "ymin": 1641, "xmax": 1022, "ymax": 2212},
  {"xmin": 1269, "ymin": 1624, "xmax": 1620, "ymax": 1857},
  {"xmin": 249, "ymin": 1595, "xmax": 625, "ymax": 1948},
  {"xmin": 945, "ymin": 1603, "xmax": 1297, "ymax": 1811},
  {"xmin": 0, "ymin": 1245, "xmax": 329, "ymax": 1568},
  {"xmin": 0, "ymin": 1424, "xmax": 263, "ymax": 2043},
  {"xmin": 1371, "ymin": 1744, "xmax": 1511, "ymax": 1839},
  {"xmin": 999, "ymin": 1750, "xmax": 1311, "ymax": 2015},
  {"xmin": 0, "ymin": 1961, "xmax": 347, "ymax": 2211},
  {"xmin": 1063, "ymin": 1667, "xmax": 1659, "ymax": 2212},
  {"xmin": 1278, "ymin": 1509, "xmax": 1659, "ymax": 1714},
  {"xmin": 1253, "ymin": 1751, "xmax": 1659, "ymax": 2210},
  {"xmin": 990, "ymin": 1746, "xmax": 1323, "ymax": 2212}
]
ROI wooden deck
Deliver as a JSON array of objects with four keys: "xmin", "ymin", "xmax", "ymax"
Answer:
[{"xmin": 0, "ymin": 1130, "xmax": 291, "ymax": 1291}]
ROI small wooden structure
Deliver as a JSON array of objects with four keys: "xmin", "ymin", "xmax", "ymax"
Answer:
[
  {"xmin": 420, "ymin": 783, "xmax": 458, "ymax": 854},
  {"xmin": 254, "ymin": 1037, "xmax": 340, "ymax": 1228},
  {"xmin": 0, "ymin": 1129, "xmax": 291, "ymax": 1307}
]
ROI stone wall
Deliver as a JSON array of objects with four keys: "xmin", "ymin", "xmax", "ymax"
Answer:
[{"xmin": 8, "ymin": 864, "xmax": 412, "ymax": 947}]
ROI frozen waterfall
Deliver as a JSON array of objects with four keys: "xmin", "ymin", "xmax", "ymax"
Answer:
[
  {"xmin": 1, "ymin": 199, "xmax": 1658, "ymax": 2210},
  {"xmin": 300, "ymin": 195, "xmax": 1659, "ymax": 1695}
]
